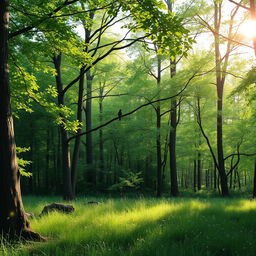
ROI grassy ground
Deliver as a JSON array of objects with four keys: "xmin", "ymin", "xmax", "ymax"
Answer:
[{"xmin": 1, "ymin": 196, "xmax": 256, "ymax": 256}]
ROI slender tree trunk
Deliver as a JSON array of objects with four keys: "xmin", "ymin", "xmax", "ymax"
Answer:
[
  {"xmin": 156, "ymin": 54, "xmax": 162, "ymax": 197},
  {"xmin": 197, "ymin": 152, "xmax": 201, "ymax": 191},
  {"xmin": 193, "ymin": 160, "xmax": 197, "ymax": 192},
  {"xmin": 45, "ymin": 126, "xmax": 50, "ymax": 191},
  {"xmin": 71, "ymin": 67, "xmax": 84, "ymax": 196},
  {"xmin": 53, "ymin": 54, "xmax": 73, "ymax": 200},
  {"xmin": 83, "ymin": 11, "xmax": 95, "ymax": 184},
  {"xmin": 253, "ymin": 160, "xmax": 256, "ymax": 198},
  {"xmin": 29, "ymin": 121, "xmax": 34, "ymax": 193},
  {"xmin": 98, "ymin": 86, "xmax": 105, "ymax": 184},
  {"xmin": 169, "ymin": 62, "xmax": 179, "ymax": 197},
  {"xmin": 214, "ymin": 2, "xmax": 229, "ymax": 197},
  {"xmin": 214, "ymin": 163, "xmax": 217, "ymax": 190},
  {"xmin": 0, "ymin": 1, "xmax": 43, "ymax": 240},
  {"xmin": 85, "ymin": 70, "xmax": 95, "ymax": 183}
]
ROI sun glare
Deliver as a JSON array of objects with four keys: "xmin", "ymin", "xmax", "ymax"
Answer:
[{"xmin": 240, "ymin": 19, "xmax": 256, "ymax": 39}]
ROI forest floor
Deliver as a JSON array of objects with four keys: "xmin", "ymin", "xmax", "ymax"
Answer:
[{"xmin": 1, "ymin": 196, "xmax": 256, "ymax": 256}]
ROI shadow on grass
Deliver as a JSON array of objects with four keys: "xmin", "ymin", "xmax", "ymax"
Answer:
[{"xmin": 4, "ymin": 198, "xmax": 256, "ymax": 256}]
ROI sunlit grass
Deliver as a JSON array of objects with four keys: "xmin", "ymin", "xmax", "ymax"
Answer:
[{"xmin": 1, "ymin": 197, "xmax": 256, "ymax": 255}]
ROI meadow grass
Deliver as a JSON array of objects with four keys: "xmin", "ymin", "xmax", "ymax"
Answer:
[{"xmin": 1, "ymin": 196, "xmax": 256, "ymax": 255}]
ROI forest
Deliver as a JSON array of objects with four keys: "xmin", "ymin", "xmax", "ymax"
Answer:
[{"xmin": 1, "ymin": 0, "xmax": 256, "ymax": 255}]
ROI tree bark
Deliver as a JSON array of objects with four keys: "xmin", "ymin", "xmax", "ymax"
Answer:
[
  {"xmin": 98, "ymin": 86, "xmax": 105, "ymax": 184},
  {"xmin": 71, "ymin": 66, "xmax": 84, "ymax": 196},
  {"xmin": 85, "ymin": 70, "xmax": 96, "ymax": 183},
  {"xmin": 156, "ymin": 54, "xmax": 162, "ymax": 197},
  {"xmin": 193, "ymin": 160, "xmax": 197, "ymax": 192},
  {"xmin": 0, "ymin": 0, "xmax": 44, "ymax": 240},
  {"xmin": 53, "ymin": 54, "xmax": 73, "ymax": 200},
  {"xmin": 169, "ymin": 62, "xmax": 179, "ymax": 197},
  {"xmin": 214, "ymin": 2, "xmax": 229, "ymax": 197},
  {"xmin": 253, "ymin": 160, "xmax": 256, "ymax": 198}
]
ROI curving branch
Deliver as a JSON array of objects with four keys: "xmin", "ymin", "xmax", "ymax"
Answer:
[{"xmin": 67, "ymin": 71, "xmax": 199, "ymax": 143}]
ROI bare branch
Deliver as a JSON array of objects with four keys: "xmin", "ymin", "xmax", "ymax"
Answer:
[
  {"xmin": 67, "ymin": 71, "xmax": 199, "ymax": 143},
  {"xmin": 228, "ymin": 0, "xmax": 250, "ymax": 10}
]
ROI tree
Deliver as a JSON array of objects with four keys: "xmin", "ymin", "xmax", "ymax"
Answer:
[{"xmin": 0, "ymin": 0, "xmax": 44, "ymax": 240}]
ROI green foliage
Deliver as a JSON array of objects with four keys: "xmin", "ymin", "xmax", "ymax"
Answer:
[
  {"xmin": 108, "ymin": 170, "xmax": 143, "ymax": 191},
  {"xmin": 231, "ymin": 66, "xmax": 256, "ymax": 100},
  {"xmin": 16, "ymin": 147, "xmax": 32, "ymax": 177}
]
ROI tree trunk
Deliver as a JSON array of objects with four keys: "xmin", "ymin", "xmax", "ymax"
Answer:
[
  {"xmin": 214, "ymin": 163, "xmax": 217, "ymax": 190},
  {"xmin": 98, "ymin": 86, "xmax": 105, "ymax": 184},
  {"xmin": 214, "ymin": 2, "xmax": 229, "ymax": 197},
  {"xmin": 156, "ymin": 54, "xmax": 162, "ymax": 197},
  {"xmin": 45, "ymin": 126, "xmax": 50, "ymax": 191},
  {"xmin": 197, "ymin": 152, "xmax": 201, "ymax": 191},
  {"xmin": 193, "ymin": 160, "xmax": 197, "ymax": 192},
  {"xmin": 85, "ymin": 70, "xmax": 95, "ymax": 183},
  {"xmin": 0, "ymin": 1, "xmax": 44, "ymax": 240},
  {"xmin": 169, "ymin": 62, "xmax": 179, "ymax": 197},
  {"xmin": 71, "ymin": 67, "xmax": 84, "ymax": 196},
  {"xmin": 53, "ymin": 54, "xmax": 73, "ymax": 200},
  {"xmin": 253, "ymin": 160, "xmax": 256, "ymax": 198}
]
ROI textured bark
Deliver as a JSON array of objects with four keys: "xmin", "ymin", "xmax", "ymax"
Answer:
[{"xmin": 0, "ymin": 0, "xmax": 44, "ymax": 240}]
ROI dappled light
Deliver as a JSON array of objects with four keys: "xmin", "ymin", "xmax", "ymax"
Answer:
[{"xmin": 0, "ymin": 197, "xmax": 255, "ymax": 256}]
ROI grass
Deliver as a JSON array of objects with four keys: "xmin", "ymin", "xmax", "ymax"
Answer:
[{"xmin": 1, "ymin": 196, "xmax": 256, "ymax": 255}]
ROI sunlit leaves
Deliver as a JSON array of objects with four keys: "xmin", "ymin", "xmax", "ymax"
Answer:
[{"xmin": 16, "ymin": 147, "xmax": 32, "ymax": 177}]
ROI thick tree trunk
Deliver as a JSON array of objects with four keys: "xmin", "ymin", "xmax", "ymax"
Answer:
[
  {"xmin": 0, "ymin": 1, "xmax": 43, "ymax": 240},
  {"xmin": 53, "ymin": 54, "xmax": 73, "ymax": 200}
]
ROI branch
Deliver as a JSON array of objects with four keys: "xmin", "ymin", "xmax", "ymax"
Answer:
[
  {"xmin": 228, "ymin": 0, "xmax": 250, "ymax": 10},
  {"xmin": 224, "ymin": 152, "xmax": 256, "ymax": 161},
  {"xmin": 196, "ymin": 96, "xmax": 219, "ymax": 170},
  {"xmin": 67, "ymin": 71, "xmax": 198, "ymax": 143},
  {"xmin": 84, "ymin": 93, "xmax": 128, "ymax": 101},
  {"xmin": 9, "ymin": 0, "xmax": 80, "ymax": 39},
  {"xmin": 63, "ymin": 35, "xmax": 148, "ymax": 94}
]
